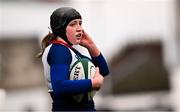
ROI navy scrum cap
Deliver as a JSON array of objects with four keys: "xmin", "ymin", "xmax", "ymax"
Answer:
[{"xmin": 50, "ymin": 7, "xmax": 82, "ymax": 44}]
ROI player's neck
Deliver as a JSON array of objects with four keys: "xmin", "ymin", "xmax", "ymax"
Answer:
[{"xmin": 57, "ymin": 37, "xmax": 67, "ymax": 44}]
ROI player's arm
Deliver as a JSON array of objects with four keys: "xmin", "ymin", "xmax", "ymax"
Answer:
[
  {"xmin": 48, "ymin": 45, "xmax": 92, "ymax": 95},
  {"xmin": 91, "ymin": 53, "xmax": 109, "ymax": 76},
  {"xmin": 80, "ymin": 30, "xmax": 100, "ymax": 57},
  {"xmin": 80, "ymin": 30, "xmax": 110, "ymax": 76}
]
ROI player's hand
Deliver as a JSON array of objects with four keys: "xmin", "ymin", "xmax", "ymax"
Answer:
[
  {"xmin": 80, "ymin": 30, "xmax": 100, "ymax": 57},
  {"xmin": 79, "ymin": 30, "xmax": 94, "ymax": 48},
  {"xmin": 91, "ymin": 67, "xmax": 104, "ymax": 90}
]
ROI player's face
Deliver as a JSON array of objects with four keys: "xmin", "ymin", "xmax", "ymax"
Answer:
[{"xmin": 66, "ymin": 19, "xmax": 83, "ymax": 45}]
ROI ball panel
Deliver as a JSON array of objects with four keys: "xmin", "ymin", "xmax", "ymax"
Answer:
[
  {"xmin": 88, "ymin": 61, "xmax": 96, "ymax": 79},
  {"xmin": 69, "ymin": 62, "xmax": 85, "ymax": 80},
  {"xmin": 80, "ymin": 59, "xmax": 89, "ymax": 79},
  {"xmin": 69, "ymin": 58, "xmax": 96, "ymax": 102}
]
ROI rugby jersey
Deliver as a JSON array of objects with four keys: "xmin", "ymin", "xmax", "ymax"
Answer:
[{"xmin": 42, "ymin": 41, "xmax": 109, "ymax": 111}]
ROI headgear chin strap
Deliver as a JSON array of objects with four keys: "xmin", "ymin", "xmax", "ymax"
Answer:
[{"xmin": 50, "ymin": 7, "xmax": 82, "ymax": 45}]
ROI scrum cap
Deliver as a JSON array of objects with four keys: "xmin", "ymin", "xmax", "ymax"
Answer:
[{"xmin": 50, "ymin": 7, "xmax": 82, "ymax": 44}]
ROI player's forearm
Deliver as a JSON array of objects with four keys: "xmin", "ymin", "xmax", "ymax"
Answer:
[
  {"xmin": 91, "ymin": 53, "xmax": 110, "ymax": 76},
  {"xmin": 52, "ymin": 79, "xmax": 92, "ymax": 95},
  {"xmin": 87, "ymin": 43, "xmax": 100, "ymax": 57}
]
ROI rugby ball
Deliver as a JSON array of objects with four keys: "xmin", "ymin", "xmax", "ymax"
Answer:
[{"xmin": 69, "ymin": 58, "xmax": 96, "ymax": 102}]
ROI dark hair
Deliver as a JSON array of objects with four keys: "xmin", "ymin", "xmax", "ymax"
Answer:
[{"xmin": 37, "ymin": 7, "xmax": 81, "ymax": 58}]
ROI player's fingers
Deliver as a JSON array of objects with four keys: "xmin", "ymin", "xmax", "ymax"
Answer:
[
  {"xmin": 93, "ymin": 67, "xmax": 99, "ymax": 78},
  {"xmin": 95, "ymin": 67, "xmax": 99, "ymax": 74}
]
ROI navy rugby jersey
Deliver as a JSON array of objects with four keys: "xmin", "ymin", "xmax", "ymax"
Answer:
[{"xmin": 42, "ymin": 42, "xmax": 109, "ymax": 111}]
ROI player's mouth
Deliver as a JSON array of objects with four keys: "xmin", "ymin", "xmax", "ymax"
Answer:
[{"xmin": 76, "ymin": 33, "xmax": 82, "ymax": 39}]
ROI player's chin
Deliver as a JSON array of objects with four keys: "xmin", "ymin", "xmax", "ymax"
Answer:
[{"xmin": 74, "ymin": 40, "xmax": 81, "ymax": 45}]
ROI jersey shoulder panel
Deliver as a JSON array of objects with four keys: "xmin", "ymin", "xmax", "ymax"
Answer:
[{"xmin": 48, "ymin": 44, "xmax": 72, "ymax": 65}]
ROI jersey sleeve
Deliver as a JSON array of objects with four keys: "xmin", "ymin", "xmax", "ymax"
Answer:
[
  {"xmin": 48, "ymin": 44, "xmax": 92, "ymax": 95},
  {"xmin": 91, "ymin": 53, "xmax": 110, "ymax": 77}
]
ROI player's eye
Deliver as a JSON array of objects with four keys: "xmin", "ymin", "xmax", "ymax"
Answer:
[
  {"xmin": 79, "ymin": 21, "xmax": 82, "ymax": 26},
  {"xmin": 69, "ymin": 22, "xmax": 76, "ymax": 26}
]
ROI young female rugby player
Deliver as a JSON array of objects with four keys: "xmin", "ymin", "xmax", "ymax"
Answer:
[{"xmin": 39, "ymin": 7, "xmax": 109, "ymax": 111}]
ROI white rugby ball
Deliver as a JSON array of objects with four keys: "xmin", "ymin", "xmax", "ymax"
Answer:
[{"xmin": 69, "ymin": 58, "xmax": 96, "ymax": 102}]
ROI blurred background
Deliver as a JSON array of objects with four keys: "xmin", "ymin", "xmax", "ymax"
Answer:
[{"xmin": 1, "ymin": 0, "xmax": 180, "ymax": 111}]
